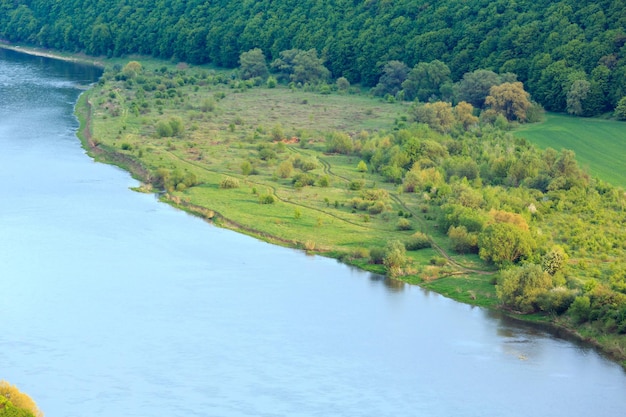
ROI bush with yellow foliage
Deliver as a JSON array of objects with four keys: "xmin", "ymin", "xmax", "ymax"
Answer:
[{"xmin": 0, "ymin": 381, "xmax": 43, "ymax": 417}]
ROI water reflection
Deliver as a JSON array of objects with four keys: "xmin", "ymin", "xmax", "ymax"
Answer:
[{"xmin": 367, "ymin": 272, "xmax": 406, "ymax": 293}]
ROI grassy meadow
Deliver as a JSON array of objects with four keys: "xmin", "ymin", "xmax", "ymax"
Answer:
[
  {"xmin": 80, "ymin": 61, "xmax": 496, "ymax": 302},
  {"xmin": 515, "ymin": 113, "xmax": 626, "ymax": 187}
]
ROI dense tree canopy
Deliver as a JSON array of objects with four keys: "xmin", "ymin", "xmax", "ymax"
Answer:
[{"xmin": 1, "ymin": 0, "xmax": 625, "ymax": 115}]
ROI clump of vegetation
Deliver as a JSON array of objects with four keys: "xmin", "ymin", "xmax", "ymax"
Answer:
[
  {"xmin": 405, "ymin": 232, "xmax": 431, "ymax": 250},
  {"xmin": 259, "ymin": 194, "xmax": 276, "ymax": 204},
  {"xmin": 0, "ymin": 380, "xmax": 43, "ymax": 417},
  {"xmin": 219, "ymin": 177, "xmax": 240, "ymax": 189}
]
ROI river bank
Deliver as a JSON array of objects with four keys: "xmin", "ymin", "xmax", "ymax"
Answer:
[
  {"xmin": 74, "ymin": 89, "xmax": 626, "ymax": 369},
  {"xmin": 0, "ymin": 41, "xmax": 105, "ymax": 68},
  {"xmin": 4, "ymin": 43, "xmax": 625, "ymax": 369}
]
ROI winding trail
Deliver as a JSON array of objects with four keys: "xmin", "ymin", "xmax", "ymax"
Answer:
[{"xmin": 289, "ymin": 146, "xmax": 495, "ymax": 275}]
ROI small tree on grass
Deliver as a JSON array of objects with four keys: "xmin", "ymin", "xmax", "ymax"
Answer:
[
  {"xmin": 396, "ymin": 218, "xmax": 413, "ymax": 231},
  {"xmin": 219, "ymin": 177, "xmax": 239, "ymax": 189},
  {"xmin": 383, "ymin": 240, "xmax": 408, "ymax": 277},
  {"xmin": 156, "ymin": 120, "xmax": 173, "ymax": 137},
  {"xmin": 259, "ymin": 194, "xmax": 276, "ymax": 204},
  {"xmin": 336, "ymin": 76, "xmax": 350, "ymax": 92},
  {"xmin": 156, "ymin": 117, "xmax": 185, "ymax": 137},
  {"xmin": 615, "ymin": 96, "xmax": 626, "ymax": 120},
  {"xmin": 405, "ymin": 232, "xmax": 431, "ymax": 250},
  {"xmin": 275, "ymin": 160, "xmax": 294, "ymax": 178},
  {"xmin": 239, "ymin": 48, "xmax": 269, "ymax": 80},
  {"xmin": 326, "ymin": 131, "xmax": 353, "ymax": 154}
]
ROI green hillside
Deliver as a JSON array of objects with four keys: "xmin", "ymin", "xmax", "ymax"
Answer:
[
  {"xmin": 1, "ymin": 0, "xmax": 625, "ymax": 115},
  {"xmin": 516, "ymin": 114, "xmax": 626, "ymax": 186}
]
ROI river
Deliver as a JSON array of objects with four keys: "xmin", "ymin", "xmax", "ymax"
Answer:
[{"xmin": 1, "ymin": 48, "xmax": 626, "ymax": 417}]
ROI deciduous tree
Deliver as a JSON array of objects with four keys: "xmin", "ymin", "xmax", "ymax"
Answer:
[
  {"xmin": 478, "ymin": 222, "xmax": 535, "ymax": 266},
  {"xmin": 485, "ymin": 82, "xmax": 532, "ymax": 122},
  {"xmin": 239, "ymin": 48, "xmax": 269, "ymax": 80},
  {"xmin": 497, "ymin": 263, "xmax": 553, "ymax": 313},
  {"xmin": 372, "ymin": 60, "xmax": 409, "ymax": 97}
]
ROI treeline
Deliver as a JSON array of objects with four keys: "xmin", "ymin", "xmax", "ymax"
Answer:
[{"xmin": 1, "ymin": 0, "xmax": 626, "ymax": 115}]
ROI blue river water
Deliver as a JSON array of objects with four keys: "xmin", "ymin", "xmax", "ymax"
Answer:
[{"xmin": 1, "ymin": 48, "xmax": 626, "ymax": 417}]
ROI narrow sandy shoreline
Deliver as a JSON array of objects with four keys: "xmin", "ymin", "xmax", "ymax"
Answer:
[{"xmin": 0, "ymin": 41, "xmax": 105, "ymax": 67}]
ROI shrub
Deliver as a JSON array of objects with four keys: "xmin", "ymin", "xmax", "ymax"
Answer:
[
  {"xmin": 384, "ymin": 240, "xmax": 408, "ymax": 277},
  {"xmin": 326, "ymin": 131, "xmax": 353, "ymax": 154},
  {"xmin": 336, "ymin": 76, "xmax": 350, "ymax": 92},
  {"xmin": 568, "ymin": 295, "xmax": 591, "ymax": 323},
  {"xmin": 156, "ymin": 120, "xmax": 173, "ymax": 137},
  {"xmin": 241, "ymin": 160, "xmax": 253, "ymax": 176},
  {"xmin": 448, "ymin": 225, "xmax": 478, "ymax": 253},
  {"xmin": 536, "ymin": 287, "xmax": 576, "ymax": 314},
  {"xmin": 405, "ymin": 232, "xmax": 431, "ymax": 250},
  {"xmin": 258, "ymin": 145, "xmax": 277, "ymax": 160},
  {"xmin": 275, "ymin": 160, "xmax": 294, "ymax": 178},
  {"xmin": 0, "ymin": 380, "xmax": 43, "ymax": 417},
  {"xmin": 368, "ymin": 201, "xmax": 386, "ymax": 215},
  {"xmin": 317, "ymin": 175, "xmax": 330, "ymax": 187},
  {"xmin": 300, "ymin": 159, "xmax": 318, "ymax": 172},
  {"xmin": 397, "ymin": 218, "xmax": 413, "ymax": 230},
  {"xmin": 200, "ymin": 98, "xmax": 215, "ymax": 112},
  {"xmin": 219, "ymin": 177, "xmax": 240, "ymax": 189},
  {"xmin": 430, "ymin": 256, "xmax": 447, "ymax": 266},
  {"xmin": 259, "ymin": 194, "xmax": 276, "ymax": 204},
  {"xmin": 369, "ymin": 247, "xmax": 386, "ymax": 264},
  {"xmin": 496, "ymin": 264, "xmax": 552, "ymax": 313},
  {"xmin": 348, "ymin": 179, "xmax": 365, "ymax": 190},
  {"xmin": 292, "ymin": 172, "xmax": 315, "ymax": 187}
]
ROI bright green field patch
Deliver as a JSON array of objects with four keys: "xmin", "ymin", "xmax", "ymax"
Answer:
[
  {"xmin": 422, "ymin": 273, "xmax": 499, "ymax": 309},
  {"xmin": 515, "ymin": 113, "xmax": 626, "ymax": 187}
]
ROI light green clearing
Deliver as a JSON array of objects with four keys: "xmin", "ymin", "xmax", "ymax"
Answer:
[{"xmin": 515, "ymin": 113, "xmax": 626, "ymax": 187}]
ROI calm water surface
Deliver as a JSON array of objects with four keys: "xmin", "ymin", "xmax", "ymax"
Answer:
[{"xmin": 1, "ymin": 48, "xmax": 626, "ymax": 417}]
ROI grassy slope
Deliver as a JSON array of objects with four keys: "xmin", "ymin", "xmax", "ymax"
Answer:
[{"xmin": 515, "ymin": 113, "xmax": 626, "ymax": 187}]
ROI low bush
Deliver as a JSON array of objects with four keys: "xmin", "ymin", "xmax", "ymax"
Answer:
[
  {"xmin": 405, "ymin": 232, "xmax": 431, "ymax": 250},
  {"xmin": 219, "ymin": 177, "xmax": 240, "ymax": 189},
  {"xmin": 259, "ymin": 194, "xmax": 276, "ymax": 204},
  {"xmin": 397, "ymin": 218, "xmax": 413, "ymax": 230}
]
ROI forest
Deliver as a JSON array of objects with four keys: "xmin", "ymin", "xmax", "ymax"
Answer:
[{"xmin": 1, "ymin": 0, "xmax": 626, "ymax": 116}]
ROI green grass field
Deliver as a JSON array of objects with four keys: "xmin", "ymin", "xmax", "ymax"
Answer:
[{"xmin": 515, "ymin": 113, "xmax": 626, "ymax": 187}]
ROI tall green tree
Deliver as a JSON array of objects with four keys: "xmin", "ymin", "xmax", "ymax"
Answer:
[
  {"xmin": 455, "ymin": 69, "xmax": 502, "ymax": 108},
  {"xmin": 478, "ymin": 222, "xmax": 535, "ymax": 266},
  {"xmin": 372, "ymin": 60, "xmax": 409, "ymax": 97},
  {"xmin": 401, "ymin": 60, "xmax": 452, "ymax": 102},
  {"xmin": 239, "ymin": 48, "xmax": 269, "ymax": 80},
  {"xmin": 497, "ymin": 264, "xmax": 553, "ymax": 313}
]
